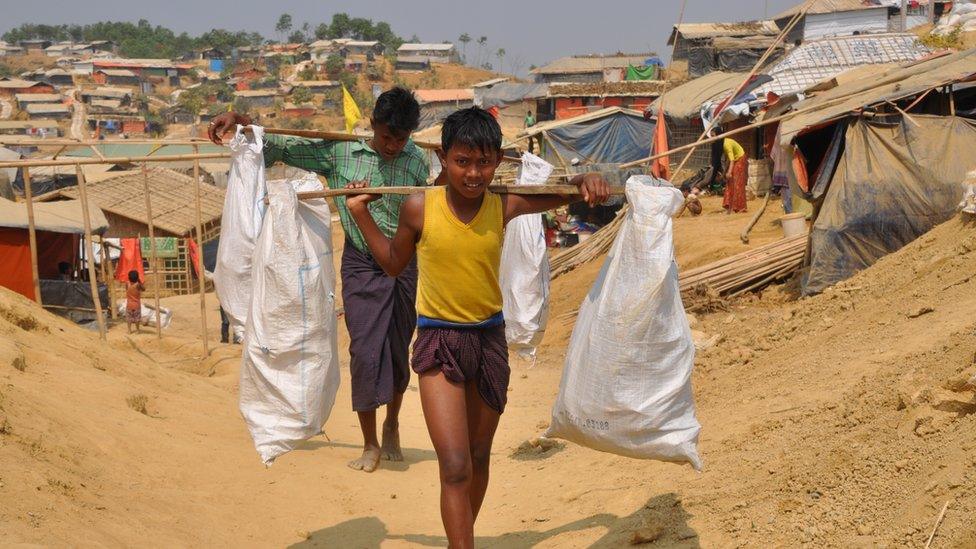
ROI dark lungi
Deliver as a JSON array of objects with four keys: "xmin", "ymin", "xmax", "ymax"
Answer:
[
  {"xmin": 341, "ymin": 239, "xmax": 418, "ymax": 412},
  {"xmin": 411, "ymin": 324, "xmax": 510, "ymax": 414}
]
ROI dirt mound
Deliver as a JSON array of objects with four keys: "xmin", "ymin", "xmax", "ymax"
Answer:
[{"xmin": 686, "ymin": 214, "xmax": 976, "ymax": 546}]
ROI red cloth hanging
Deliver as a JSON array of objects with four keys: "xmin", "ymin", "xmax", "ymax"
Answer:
[
  {"xmin": 650, "ymin": 101, "xmax": 670, "ymax": 180},
  {"xmin": 114, "ymin": 238, "xmax": 145, "ymax": 283},
  {"xmin": 187, "ymin": 238, "xmax": 201, "ymax": 277}
]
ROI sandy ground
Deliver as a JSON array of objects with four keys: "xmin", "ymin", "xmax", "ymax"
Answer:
[{"xmin": 1, "ymin": 196, "xmax": 975, "ymax": 547}]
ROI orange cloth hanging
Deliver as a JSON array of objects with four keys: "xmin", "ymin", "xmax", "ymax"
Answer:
[
  {"xmin": 650, "ymin": 101, "xmax": 670, "ymax": 180},
  {"xmin": 114, "ymin": 238, "xmax": 145, "ymax": 283}
]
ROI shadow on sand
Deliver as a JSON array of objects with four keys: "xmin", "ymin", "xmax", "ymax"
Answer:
[{"xmin": 290, "ymin": 493, "xmax": 700, "ymax": 548}]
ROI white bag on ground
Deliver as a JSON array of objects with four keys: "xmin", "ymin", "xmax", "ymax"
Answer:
[
  {"xmin": 239, "ymin": 180, "xmax": 340, "ymax": 465},
  {"xmin": 546, "ymin": 175, "xmax": 702, "ymax": 470},
  {"xmin": 214, "ymin": 125, "xmax": 267, "ymax": 342},
  {"xmin": 500, "ymin": 152, "xmax": 553, "ymax": 358},
  {"xmin": 115, "ymin": 300, "xmax": 172, "ymax": 329}
]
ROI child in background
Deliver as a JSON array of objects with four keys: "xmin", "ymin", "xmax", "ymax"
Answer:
[
  {"xmin": 125, "ymin": 270, "xmax": 145, "ymax": 334},
  {"xmin": 346, "ymin": 107, "xmax": 609, "ymax": 548}
]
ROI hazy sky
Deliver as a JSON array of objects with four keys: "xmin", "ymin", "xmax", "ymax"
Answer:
[{"xmin": 3, "ymin": 0, "xmax": 800, "ymax": 72}]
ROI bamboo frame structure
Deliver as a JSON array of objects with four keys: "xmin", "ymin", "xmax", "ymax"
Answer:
[
  {"xmin": 0, "ymin": 152, "xmax": 230, "ymax": 169},
  {"xmin": 75, "ymin": 165, "xmax": 107, "ymax": 341},
  {"xmin": 193, "ymin": 145, "xmax": 210, "ymax": 356},
  {"xmin": 262, "ymin": 184, "xmax": 627, "ymax": 204},
  {"xmin": 21, "ymin": 167, "xmax": 42, "ymax": 305},
  {"xmin": 142, "ymin": 164, "xmax": 163, "ymax": 339}
]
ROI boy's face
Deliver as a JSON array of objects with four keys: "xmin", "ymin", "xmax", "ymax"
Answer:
[
  {"xmin": 438, "ymin": 144, "xmax": 502, "ymax": 200},
  {"xmin": 370, "ymin": 120, "xmax": 410, "ymax": 161}
]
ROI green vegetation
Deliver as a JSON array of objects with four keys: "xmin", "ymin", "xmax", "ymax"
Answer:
[
  {"xmin": 919, "ymin": 27, "xmax": 963, "ymax": 50},
  {"xmin": 324, "ymin": 54, "xmax": 345, "ymax": 76},
  {"xmin": 313, "ymin": 13, "xmax": 403, "ymax": 51},
  {"xmin": 291, "ymin": 85, "xmax": 313, "ymax": 105},
  {"xmin": 2, "ymin": 21, "xmax": 262, "ymax": 59}
]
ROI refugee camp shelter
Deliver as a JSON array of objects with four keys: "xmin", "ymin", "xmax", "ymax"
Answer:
[
  {"xmin": 530, "ymin": 54, "xmax": 656, "ymax": 84},
  {"xmin": 25, "ymin": 103, "xmax": 71, "ymax": 120},
  {"xmin": 519, "ymin": 107, "xmax": 654, "ymax": 167},
  {"xmin": 775, "ymin": 0, "xmax": 891, "ymax": 43},
  {"xmin": 768, "ymin": 48, "xmax": 976, "ymax": 294},
  {"xmin": 668, "ymin": 21, "xmax": 782, "ymax": 78},
  {"xmin": 0, "ymin": 120, "xmax": 60, "ymax": 137},
  {"xmin": 396, "ymin": 43, "xmax": 458, "ymax": 64},
  {"xmin": 474, "ymin": 82, "xmax": 550, "ymax": 127},
  {"xmin": 93, "ymin": 69, "xmax": 140, "ymax": 87},
  {"xmin": 415, "ymin": 88, "xmax": 475, "ymax": 129},
  {"xmin": 0, "ymin": 197, "xmax": 109, "ymax": 310},
  {"xmin": 0, "ymin": 79, "xmax": 56, "ymax": 97},
  {"xmin": 543, "ymin": 81, "xmax": 664, "ymax": 120},
  {"xmin": 756, "ymin": 33, "xmax": 930, "ymax": 97},
  {"xmin": 38, "ymin": 168, "xmax": 225, "ymax": 296}
]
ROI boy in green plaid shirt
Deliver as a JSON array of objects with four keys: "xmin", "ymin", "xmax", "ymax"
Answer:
[{"xmin": 210, "ymin": 87, "xmax": 429, "ymax": 473}]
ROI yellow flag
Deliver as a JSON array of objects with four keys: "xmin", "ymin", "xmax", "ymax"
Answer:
[{"xmin": 342, "ymin": 84, "xmax": 362, "ymax": 133}]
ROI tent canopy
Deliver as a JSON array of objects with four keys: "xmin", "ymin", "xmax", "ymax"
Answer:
[
  {"xmin": 648, "ymin": 71, "xmax": 749, "ymax": 122},
  {"xmin": 0, "ymin": 197, "xmax": 108, "ymax": 234}
]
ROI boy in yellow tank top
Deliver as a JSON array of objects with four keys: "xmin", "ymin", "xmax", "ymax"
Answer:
[{"xmin": 347, "ymin": 107, "xmax": 609, "ymax": 548}]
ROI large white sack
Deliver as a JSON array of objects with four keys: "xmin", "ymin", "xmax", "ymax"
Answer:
[
  {"xmin": 239, "ymin": 180, "xmax": 340, "ymax": 465},
  {"xmin": 546, "ymin": 175, "xmax": 702, "ymax": 470},
  {"xmin": 214, "ymin": 125, "xmax": 267, "ymax": 341},
  {"xmin": 500, "ymin": 152, "xmax": 553, "ymax": 358}
]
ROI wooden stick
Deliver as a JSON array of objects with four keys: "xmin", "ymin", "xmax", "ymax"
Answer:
[
  {"xmin": 886, "ymin": 101, "xmax": 920, "ymax": 127},
  {"xmin": 241, "ymin": 125, "xmax": 442, "ymax": 150},
  {"xmin": 98, "ymin": 236, "xmax": 117, "ymax": 320},
  {"xmin": 740, "ymin": 192, "xmax": 771, "ymax": 244},
  {"xmin": 193, "ymin": 146, "xmax": 210, "ymax": 357},
  {"xmin": 142, "ymin": 164, "xmax": 163, "ymax": 340},
  {"xmin": 925, "ymin": 500, "xmax": 950, "ymax": 549},
  {"xmin": 0, "ymin": 137, "xmax": 213, "ymax": 146},
  {"xmin": 88, "ymin": 144, "xmax": 107, "ymax": 161},
  {"xmin": 0, "ymin": 152, "xmax": 230, "ymax": 169},
  {"xmin": 22, "ymin": 167, "xmax": 42, "ymax": 305},
  {"xmin": 264, "ymin": 184, "xmax": 626, "ymax": 204},
  {"xmin": 75, "ymin": 165, "xmax": 107, "ymax": 341}
]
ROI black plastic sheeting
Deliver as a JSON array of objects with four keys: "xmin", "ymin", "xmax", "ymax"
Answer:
[
  {"xmin": 40, "ymin": 279, "xmax": 109, "ymax": 323},
  {"xmin": 687, "ymin": 47, "xmax": 716, "ymax": 79},
  {"xmin": 475, "ymin": 83, "xmax": 549, "ymax": 109},
  {"xmin": 718, "ymin": 49, "xmax": 762, "ymax": 73},
  {"xmin": 542, "ymin": 113, "xmax": 654, "ymax": 167},
  {"xmin": 803, "ymin": 116, "xmax": 976, "ymax": 295}
]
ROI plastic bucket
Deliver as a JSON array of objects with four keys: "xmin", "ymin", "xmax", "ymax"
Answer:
[{"xmin": 780, "ymin": 213, "xmax": 807, "ymax": 238}]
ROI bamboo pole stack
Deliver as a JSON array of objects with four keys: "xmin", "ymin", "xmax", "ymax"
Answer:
[{"xmin": 678, "ymin": 233, "xmax": 807, "ymax": 298}]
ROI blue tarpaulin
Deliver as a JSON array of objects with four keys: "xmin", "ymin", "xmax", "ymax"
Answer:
[{"xmin": 539, "ymin": 110, "xmax": 653, "ymax": 166}]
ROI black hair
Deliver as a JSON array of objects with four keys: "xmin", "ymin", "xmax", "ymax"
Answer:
[
  {"xmin": 128, "ymin": 270, "xmax": 139, "ymax": 283},
  {"xmin": 58, "ymin": 261, "xmax": 70, "ymax": 274},
  {"xmin": 441, "ymin": 107, "xmax": 502, "ymax": 155},
  {"xmin": 372, "ymin": 86, "xmax": 420, "ymax": 134}
]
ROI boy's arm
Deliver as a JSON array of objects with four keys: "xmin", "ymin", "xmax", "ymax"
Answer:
[
  {"xmin": 262, "ymin": 134, "xmax": 337, "ymax": 176},
  {"xmin": 346, "ymin": 185, "xmax": 422, "ymax": 277},
  {"xmin": 502, "ymin": 172, "xmax": 610, "ymax": 224}
]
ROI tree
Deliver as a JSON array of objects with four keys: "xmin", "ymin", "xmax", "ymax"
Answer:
[
  {"xmin": 301, "ymin": 22, "xmax": 311, "ymax": 42},
  {"xmin": 495, "ymin": 48, "xmax": 506, "ymax": 74},
  {"xmin": 297, "ymin": 65, "xmax": 317, "ymax": 80},
  {"xmin": 288, "ymin": 30, "xmax": 305, "ymax": 44},
  {"xmin": 292, "ymin": 85, "xmax": 313, "ymax": 105},
  {"xmin": 477, "ymin": 36, "xmax": 488, "ymax": 67},
  {"xmin": 458, "ymin": 33, "xmax": 471, "ymax": 64},
  {"xmin": 314, "ymin": 23, "xmax": 330, "ymax": 40},
  {"xmin": 324, "ymin": 54, "xmax": 344, "ymax": 76},
  {"xmin": 328, "ymin": 13, "xmax": 352, "ymax": 38},
  {"xmin": 508, "ymin": 54, "xmax": 527, "ymax": 77},
  {"xmin": 275, "ymin": 13, "xmax": 293, "ymax": 42}
]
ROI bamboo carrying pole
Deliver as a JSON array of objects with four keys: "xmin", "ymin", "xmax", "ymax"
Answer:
[
  {"xmin": 240, "ymin": 126, "xmax": 442, "ymax": 150},
  {"xmin": 22, "ymin": 167, "xmax": 42, "ymax": 305},
  {"xmin": 193, "ymin": 146, "xmax": 210, "ymax": 357},
  {"xmin": 142, "ymin": 164, "xmax": 163, "ymax": 339},
  {"xmin": 74, "ymin": 165, "xmax": 107, "ymax": 341},
  {"xmin": 0, "ymin": 152, "xmax": 230, "ymax": 169},
  {"xmin": 263, "ymin": 184, "xmax": 627, "ymax": 204}
]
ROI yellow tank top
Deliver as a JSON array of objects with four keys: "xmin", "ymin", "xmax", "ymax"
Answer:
[{"xmin": 416, "ymin": 186, "xmax": 504, "ymax": 324}]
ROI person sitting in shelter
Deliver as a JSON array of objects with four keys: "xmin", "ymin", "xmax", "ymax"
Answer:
[
  {"xmin": 722, "ymin": 136, "xmax": 748, "ymax": 214},
  {"xmin": 125, "ymin": 270, "xmax": 145, "ymax": 334},
  {"xmin": 58, "ymin": 261, "xmax": 73, "ymax": 281}
]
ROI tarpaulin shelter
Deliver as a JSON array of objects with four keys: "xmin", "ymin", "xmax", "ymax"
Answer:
[
  {"xmin": 0, "ymin": 197, "xmax": 108, "ymax": 303},
  {"xmin": 519, "ymin": 107, "xmax": 653, "ymax": 167},
  {"xmin": 768, "ymin": 48, "xmax": 976, "ymax": 294},
  {"xmin": 803, "ymin": 115, "xmax": 976, "ymax": 294}
]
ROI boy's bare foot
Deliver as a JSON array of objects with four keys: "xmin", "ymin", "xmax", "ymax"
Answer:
[
  {"xmin": 347, "ymin": 445, "xmax": 381, "ymax": 472},
  {"xmin": 381, "ymin": 423, "xmax": 403, "ymax": 462}
]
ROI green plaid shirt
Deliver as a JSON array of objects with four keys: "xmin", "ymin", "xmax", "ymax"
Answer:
[{"xmin": 263, "ymin": 134, "xmax": 430, "ymax": 252}]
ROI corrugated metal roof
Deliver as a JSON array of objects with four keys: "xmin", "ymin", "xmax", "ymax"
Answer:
[
  {"xmin": 775, "ymin": 0, "xmax": 883, "ymax": 19},
  {"xmin": 757, "ymin": 33, "xmax": 930, "ymax": 97},
  {"xmin": 670, "ymin": 21, "xmax": 780, "ymax": 42},
  {"xmin": 14, "ymin": 93, "xmax": 62, "ymax": 103},
  {"xmin": 96, "ymin": 69, "xmax": 137, "ymax": 77},
  {"xmin": 0, "ymin": 79, "xmax": 43, "ymax": 89},
  {"xmin": 531, "ymin": 54, "xmax": 655, "ymax": 75},
  {"xmin": 0, "ymin": 120, "xmax": 59, "ymax": 129},
  {"xmin": 25, "ymin": 103, "xmax": 70, "ymax": 114},
  {"xmin": 234, "ymin": 89, "xmax": 278, "ymax": 97},
  {"xmin": 414, "ymin": 88, "xmax": 474, "ymax": 103},
  {"xmin": 397, "ymin": 43, "xmax": 455, "ymax": 52}
]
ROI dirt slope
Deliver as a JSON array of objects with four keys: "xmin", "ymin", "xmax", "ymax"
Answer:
[{"xmin": 1, "ymin": 202, "xmax": 974, "ymax": 546}]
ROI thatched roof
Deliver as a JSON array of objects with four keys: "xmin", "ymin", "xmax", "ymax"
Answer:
[{"xmin": 41, "ymin": 167, "xmax": 224, "ymax": 236}]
